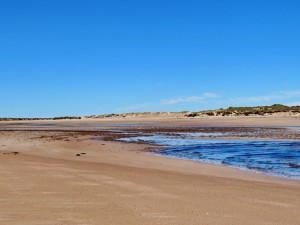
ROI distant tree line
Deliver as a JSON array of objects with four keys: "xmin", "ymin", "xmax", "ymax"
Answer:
[{"xmin": 0, "ymin": 116, "xmax": 81, "ymax": 121}]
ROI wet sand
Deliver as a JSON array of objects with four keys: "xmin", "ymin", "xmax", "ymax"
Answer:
[{"xmin": 0, "ymin": 117, "xmax": 300, "ymax": 225}]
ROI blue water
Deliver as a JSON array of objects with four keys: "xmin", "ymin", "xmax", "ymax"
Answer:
[{"xmin": 120, "ymin": 135, "xmax": 300, "ymax": 179}]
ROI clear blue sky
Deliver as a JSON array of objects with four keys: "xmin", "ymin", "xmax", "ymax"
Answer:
[{"xmin": 1, "ymin": 0, "xmax": 300, "ymax": 117}]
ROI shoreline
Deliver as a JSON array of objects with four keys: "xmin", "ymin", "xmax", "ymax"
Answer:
[
  {"xmin": 149, "ymin": 150, "xmax": 300, "ymax": 183},
  {"xmin": 1, "ymin": 120, "xmax": 300, "ymax": 182},
  {"xmin": 1, "ymin": 129, "xmax": 299, "ymax": 185},
  {"xmin": 0, "ymin": 118, "xmax": 300, "ymax": 224}
]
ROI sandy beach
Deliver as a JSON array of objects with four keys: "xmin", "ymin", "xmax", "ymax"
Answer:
[
  {"xmin": 2, "ymin": 0, "xmax": 300, "ymax": 223},
  {"xmin": 0, "ymin": 117, "xmax": 300, "ymax": 225}
]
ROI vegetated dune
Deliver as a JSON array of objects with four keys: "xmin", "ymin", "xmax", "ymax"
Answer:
[
  {"xmin": 87, "ymin": 104, "xmax": 300, "ymax": 119},
  {"xmin": 1, "ymin": 104, "xmax": 300, "ymax": 121}
]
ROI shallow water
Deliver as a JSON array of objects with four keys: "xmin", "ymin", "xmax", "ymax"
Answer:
[{"xmin": 120, "ymin": 135, "xmax": 300, "ymax": 179}]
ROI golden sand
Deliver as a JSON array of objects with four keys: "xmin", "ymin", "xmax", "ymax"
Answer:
[{"xmin": 0, "ymin": 117, "xmax": 299, "ymax": 225}]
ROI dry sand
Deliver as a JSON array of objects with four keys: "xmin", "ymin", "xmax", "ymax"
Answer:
[{"xmin": 0, "ymin": 117, "xmax": 300, "ymax": 225}]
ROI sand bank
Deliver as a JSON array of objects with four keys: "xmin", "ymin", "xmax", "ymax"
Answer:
[{"xmin": 0, "ymin": 118, "xmax": 299, "ymax": 225}]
